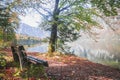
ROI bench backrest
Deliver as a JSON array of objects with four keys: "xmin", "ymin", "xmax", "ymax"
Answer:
[
  {"xmin": 11, "ymin": 45, "xmax": 27, "ymax": 64},
  {"xmin": 18, "ymin": 45, "xmax": 27, "ymax": 62},
  {"xmin": 11, "ymin": 46, "xmax": 19, "ymax": 62},
  {"xmin": 11, "ymin": 45, "xmax": 49, "ymax": 67}
]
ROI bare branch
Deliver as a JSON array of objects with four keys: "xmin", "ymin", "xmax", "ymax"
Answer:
[
  {"xmin": 38, "ymin": 5, "xmax": 52, "ymax": 16},
  {"xmin": 60, "ymin": 1, "xmax": 76, "ymax": 12},
  {"xmin": 59, "ymin": 0, "xmax": 67, "ymax": 9},
  {"xmin": 54, "ymin": 0, "xmax": 60, "ymax": 12},
  {"xmin": 33, "ymin": 7, "xmax": 50, "ymax": 21},
  {"xmin": 60, "ymin": 4, "xmax": 71, "ymax": 12}
]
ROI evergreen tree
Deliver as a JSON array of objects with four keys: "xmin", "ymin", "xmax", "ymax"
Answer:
[{"xmin": 0, "ymin": 1, "xmax": 19, "ymax": 42}]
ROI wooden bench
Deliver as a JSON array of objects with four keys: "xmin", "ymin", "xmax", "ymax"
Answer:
[{"xmin": 11, "ymin": 45, "xmax": 49, "ymax": 68}]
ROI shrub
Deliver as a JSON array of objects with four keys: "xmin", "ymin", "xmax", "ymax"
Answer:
[
  {"xmin": 20, "ymin": 63, "xmax": 47, "ymax": 79},
  {"xmin": 0, "ymin": 54, "xmax": 7, "ymax": 68}
]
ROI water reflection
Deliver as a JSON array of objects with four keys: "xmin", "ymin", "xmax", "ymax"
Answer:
[
  {"xmin": 69, "ymin": 39, "xmax": 120, "ymax": 69},
  {"xmin": 26, "ymin": 43, "xmax": 48, "ymax": 53},
  {"xmin": 17, "ymin": 39, "xmax": 48, "ymax": 53}
]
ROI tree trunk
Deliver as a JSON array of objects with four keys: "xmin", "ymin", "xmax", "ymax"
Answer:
[
  {"xmin": 48, "ymin": 0, "xmax": 60, "ymax": 54},
  {"xmin": 48, "ymin": 24, "xmax": 57, "ymax": 53}
]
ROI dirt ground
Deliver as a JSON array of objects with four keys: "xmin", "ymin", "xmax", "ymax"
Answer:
[
  {"xmin": 1, "ymin": 48, "xmax": 120, "ymax": 80},
  {"xmin": 28, "ymin": 52, "xmax": 120, "ymax": 80}
]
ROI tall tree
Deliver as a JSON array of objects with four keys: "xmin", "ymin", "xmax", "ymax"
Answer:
[
  {"xmin": 35, "ymin": 0, "xmax": 98, "ymax": 55},
  {"xmin": 16, "ymin": 0, "xmax": 120, "ymax": 55}
]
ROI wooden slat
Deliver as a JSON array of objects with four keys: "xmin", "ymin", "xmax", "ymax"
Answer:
[{"xmin": 27, "ymin": 56, "xmax": 49, "ymax": 67}]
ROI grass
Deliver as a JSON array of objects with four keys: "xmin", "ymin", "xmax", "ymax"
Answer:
[{"xmin": 99, "ymin": 60, "xmax": 120, "ymax": 69}]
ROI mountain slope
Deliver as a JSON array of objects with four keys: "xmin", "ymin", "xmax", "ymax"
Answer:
[{"xmin": 16, "ymin": 23, "xmax": 49, "ymax": 38}]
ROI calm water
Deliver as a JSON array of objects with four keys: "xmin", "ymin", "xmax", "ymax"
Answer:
[
  {"xmin": 69, "ymin": 38, "xmax": 120, "ymax": 69},
  {"xmin": 25, "ymin": 43, "xmax": 48, "ymax": 53},
  {"xmin": 23, "ymin": 38, "xmax": 120, "ymax": 69}
]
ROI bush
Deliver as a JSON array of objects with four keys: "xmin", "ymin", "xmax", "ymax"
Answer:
[
  {"xmin": 0, "ymin": 41, "xmax": 11, "ymax": 49},
  {"xmin": 20, "ymin": 64, "xmax": 47, "ymax": 79},
  {"xmin": 0, "ymin": 54, "xmax": 7, "ymax": 68}
]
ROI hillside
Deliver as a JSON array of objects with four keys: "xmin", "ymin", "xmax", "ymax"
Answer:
[{"xmin": 16, "ymin": 23, "xmax": 49, "ymax": 39}]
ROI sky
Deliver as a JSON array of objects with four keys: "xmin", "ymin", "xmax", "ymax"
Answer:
[
  {"xmin": 19, "ymin": 0, "xmax": 53, "ymax": 28},
  {"xmin": 19, "ymin": 13, "xmax": 41, "ymax": 28},
  {"xmin": 0, "ymin": 0, "xmax": 42, "ymax": 28}
]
